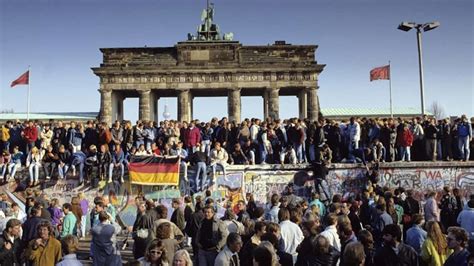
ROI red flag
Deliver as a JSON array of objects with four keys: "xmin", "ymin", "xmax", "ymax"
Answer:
[
  {"xmin": 10, "ymin": 71, "xmax": 29, "ymax": 87},
  {"xmin": 370, "ymin": 65, "xmax": 390, "ymax": 81}
]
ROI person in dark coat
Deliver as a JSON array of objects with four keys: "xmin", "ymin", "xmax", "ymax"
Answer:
[
  {"xmin": 184, "ymin": 201, "xmax": 204, "ymax": 265},
  {"xmin": 0, "ymin": 219, "xmax": 22, "ymax": 265},
  {"xmin": 170, "ymin": 198, "xmax": 185, "ymax": 232},
  {"xmin": 98, "ymin": 144, "xmax": 112, "ymax": 181},
  {"xmin": 132, "ymin": 200, "xmax": 155, "ymax": 259},
  {"xmin": 296, "ymin": 219, "xmax": 321, "ymax": 265},
  {"xmin": 84, "ymin": 121, "xmax": 99, "ymax": 152},
  {"xmin": 297, "ymin": 234, "xmax": 340, "ymax": 266},
  {"xmin": 374, "ymin": 224, "xmax": 419, "ymax": 266},
  {"xmin": 21, "ymin": 206, "xmax": 44, "ymax": 247},
  {"xmin": 91, "ymin": 211, "xmax": 122, "ymax": 266}
]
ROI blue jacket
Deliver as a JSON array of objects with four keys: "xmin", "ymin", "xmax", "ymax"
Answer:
[
  {"xmin": 405, "ymin": 224, "xmax": 427, "ymax": 254},
  {"xmin": 112, "ymin": 150, "xmax": 125, "ymax": 164},
  {"xmin": 144, "ymin": 127, "xmax": 155, "ymax": 141},
  {"xmin": 11, "ymin": 151, "xmax": 23, "ymax": 164},
  {"xmin": 444, "ymin": 248, "xmax": 470, "ymax": 266},
  {"xmin": 201, "ymin": 127, "xmax": 214, "ymax": 141},
  {"xmin": 69, "ymin": 128, "xmax": 85, "ymax": 146},
  {"xmin": 458, "ymin": 206, "xmax": 474, "ymax": 240},
  {"xmin": 458, "ymin": 122, "xmax": 473, "ymax": 138},
  {"xmin": 9, "ymin": 126, "xmax": 23, "ymax": 143},
  {"xmin": 70, "ymin": 151, "xmax": 86, "ymax": 165}
]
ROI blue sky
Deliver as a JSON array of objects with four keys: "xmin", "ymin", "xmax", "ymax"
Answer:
[{"xmin": 0, "ymin": 0, "xmax": 472, "ymax": 122}]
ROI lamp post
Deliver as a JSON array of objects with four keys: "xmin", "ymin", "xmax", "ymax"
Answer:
[{"xmin": 397, "ymin": 21, "xmax": 440, "ymax": 116}]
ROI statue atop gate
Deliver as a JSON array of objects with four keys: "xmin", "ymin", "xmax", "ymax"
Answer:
[{"xmin": 187, "ymin": 1, "xmax": 234, "ymax": 41}]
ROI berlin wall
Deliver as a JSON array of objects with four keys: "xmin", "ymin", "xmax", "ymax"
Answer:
[{"xmin": 3, "ymin": 162, "xmax": 474, "ymax": 227}]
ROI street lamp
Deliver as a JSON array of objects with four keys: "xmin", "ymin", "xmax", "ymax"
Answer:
[{"xmin": 397, "ymin": 21, "xmax": 440, "ymax": 116}]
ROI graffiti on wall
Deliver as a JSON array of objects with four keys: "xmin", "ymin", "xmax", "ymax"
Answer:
[
  {"xmin": 326, "ymin": 166, "xmax": 474, "ymax": 200},
  {"xmin": 6, "ymin": 165, "xmax": 474, "ymax": 225},
  {"xmin": 244, "ymin": 171, "xmax": 313, "ymax": 206}
]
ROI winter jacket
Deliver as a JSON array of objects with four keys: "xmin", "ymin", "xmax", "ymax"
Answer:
[
  {"xmin": 61, "ymin": 212, "xmax": 77, "ymax": 238},
  {"xmin": 84, "ymin": 127, "xmax": 99, "ymax": 149},
  {"xmin": 52, "ymin": 127, "xmax": 67, "ymax": 147},
  {"xmin": 201, "ymin": 127, "xmax": 213, "ymax": 141},
  {"xmin": 211, "ymin": 148, "xmax": 229, "ymax": 166},
  {"xmin": 348, "ymin": 122, "xmax": 361, "ymax": 143},
  {"xmin": 110, "ymin": 127, "xmax": 123, "ymax": 144},
  {"xmin": 420, "ymin": 238, "xmax": 451, "ymax": 266},
  {"xmin": 400, "ymin": 128, "xmax": 414, "ymax": 147},
  {"xmin": 40, "ymin": 129, "xmax": 53, "ymax": 149},
  {"xmin": 144, "ymin": 127, "xmax": 155, "ymax": 142},
  {"xmin": 98, "ymin": 128, "xmax": 112, "ymax": 145},
  {"xmin": 424, "ymin": 125, "xmax": 439, "ymax": 139},
  {"xmin": 111, "ymin": 150, "xmax": 125, "ymax": 164},
  {"xmin": 98, "ymin": 151, "xmax": 112, "ymax": 166},
  {"xmin": 196, "ymin": 216, "xmax": 229, "ymax": 251},
  {"xmin": 69, "ymin": 128, "xmax": 85, "ymax": 147},
  {"xmin": 0, "ymin": 126, "xmax": 10, "ymax": 142},
  {"xmin": 457, "ymin": 205, "xmax": 474, "ymax": 240},
  {"xmin": 374, "ymin": 243, "xmax": 419, "ymax": 266},
  {"xmin": 58, "ymin": 151, "xmax": 71, "ymax": 164},
  {"xmin": 25, "ymin": 236, "xmax": 62, "ymax": 266},
  {"xmin": 185, "ymin": 126, "xmax": 201, "ymax": 148},
  {"xmin": 23, "ymin": 126, "xmax": 38, "ymax": 143},
  {"xmin": 458, "ymin": 122, "xmax": 473, "ymax": 138},
  {"xmin": 0, "ymin": 230, "xmax": 21, "ymax": 265},
  {"xmin": 411, "ymin": 123, "xmax": 424, "ymax": 141}
]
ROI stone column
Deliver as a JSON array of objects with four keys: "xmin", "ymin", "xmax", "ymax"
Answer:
[
  {"xmin": 111, "ymin": 91, "xmax": 124, "ymax": 122},
  {"xmin": 138, "ymin": 89, "xmax": 151, "ymax": 121},
  {"xmin": 228, "ymin": 88, "xmax": 241, "ymax": 123},
  {"xmin": 177, "ymin": 89, "xmax": 191, "ymax": 122},
  {"xmin": 190, "ymin": 95, "xmax": 194, "ymax": 120},
  {"xmin": 263, "ymin": 90, "xmax": 269, "ymax": 119},
  {"xmin": 99, "ymin": 89, "xmax": 112, "ymax": 126},
  {"xmin": 150, "ymin": 92, "xmax": 159, "ymax": 123},
  {"xmin": 298, "ymin": 89, "xmax": 308, "ymax": 119},
  {"xmin": 307, "ymin": 87, "xmax": 319, "ymax": 121},
  {"xmin": 267, "ymin": 87, "xmax": 280, "ymax": 120}
]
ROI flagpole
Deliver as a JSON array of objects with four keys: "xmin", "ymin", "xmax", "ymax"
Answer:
[
  {"xmin": 389, "ymin": 61, "xmax": 393, "ymax": 118},
  {"xmin": 27, "ymin": 65, "xmax": 31, "ymax": 121}
]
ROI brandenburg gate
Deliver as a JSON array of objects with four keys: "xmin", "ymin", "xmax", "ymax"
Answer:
[{"xmin": 93, "ymin": 4, "xmax": 325, "ymax": 125}]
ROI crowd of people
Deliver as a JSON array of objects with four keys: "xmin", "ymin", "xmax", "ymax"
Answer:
[
  {"xmin": 0, "ymin": 115, "xmax": 473, "ymax": 265},
  {"xmin": 0, "ymin": 114, "xmax": 472, "ymax": 191},
  {"xmin": 1, "ymin": 176, "xmax": 474, "ymax": 265}
]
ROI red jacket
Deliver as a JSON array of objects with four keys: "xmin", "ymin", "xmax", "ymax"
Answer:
[
  {"xmin": 185, "ymin": 127, "xmax": 201, "ymax": 148},
  {"xmin": 23, "ymin": 126, "xmax": 38, "ymax": 143},
  {"xmin": 400, "ymin": 128, "xmax": 413, "ymax": 147},
  {"xmin": 99, "ymin": 128, "xmax": 112, "ymax": 145}
]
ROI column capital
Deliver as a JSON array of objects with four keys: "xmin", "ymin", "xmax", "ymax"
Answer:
[
  {"xmin": 266, "ymin": 86, "xmax": 280, "ymax": 92},
  {"xmin": 99, "ymin": 89, "xmax": 112, "ymax": 94},
  {"xmin": 137, "ymin": 89, "xmax": 151, "ymax": 95}
]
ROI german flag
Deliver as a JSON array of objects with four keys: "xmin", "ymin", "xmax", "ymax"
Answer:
[{"xmin": 129, "ymin": 156, "xmax": 180, "ymax": 186}]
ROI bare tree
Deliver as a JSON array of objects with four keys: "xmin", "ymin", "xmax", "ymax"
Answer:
[
  {"xmin": 0, "ymin": 109, "xmax": 14, "ymax": 114},
  {"xmin": 428, "ymin": 101, "xmax": 446, "ymax": 119}
]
